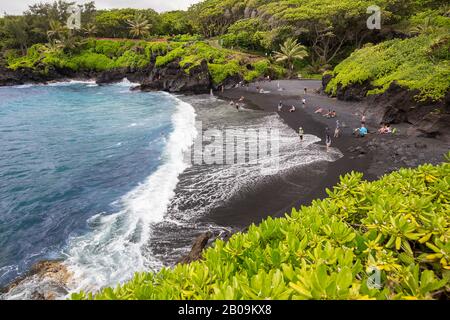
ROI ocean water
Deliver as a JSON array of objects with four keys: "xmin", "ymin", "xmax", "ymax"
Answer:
[
  {"xmin": 0, "ymin": 81, "xmax": 196, "ymax": 297},
  {"xmin": 0, "ymin": 82, "xmax": 341, "ymax": 299}
]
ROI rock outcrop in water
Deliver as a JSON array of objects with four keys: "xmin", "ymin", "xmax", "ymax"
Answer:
[
  {"xmin": 135, "ymin": 59, "xmax": 213, "ymax": 94},
  {"xmin": 178, "ymin": 232, "xmax": 213, "ymax": 264},
  {"xmin": 322, "ymin": 76, "xmax": 450, "ymax": 141},
  {"xmin": 1, "ymin": 260, "xmax": 72, "ymax": 300}
]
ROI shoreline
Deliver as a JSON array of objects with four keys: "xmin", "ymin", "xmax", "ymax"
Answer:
[
  {"xmin": 1, "ymin": 79, "xmax": 448, "ymax": 299},
  {"xmin": 206, "ymin": 79, "xmax": 449, "ymax": 226},
  {"xmin": 204, "ymin": 81, "xmax": 375, "ymax": 227}
]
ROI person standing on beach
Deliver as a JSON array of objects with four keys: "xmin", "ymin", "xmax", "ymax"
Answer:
[
  {"xmin": 361, "ymin": 114, "xmax": 366, "ymax": 125},
  {"xmin": 325, "ymin": 127, "xmax": 332, "ymax": 152},
  {"xmin": 304, "ymin": 88, "xmax": 307, "ymax": 95},
  {"xmin": 334, "ymin": 120, "xmax": 341, "ymax": 138},
  {"xmin": 299, "ymin": 127, "xmax": 304, "ymax": 142},
  {"xmin": 302, "ymin": 98, "xmax": 306, "ymax": 107},
  {"xmin": 278, "ymin": 101, "xmax": 283, "ymax": 112}
]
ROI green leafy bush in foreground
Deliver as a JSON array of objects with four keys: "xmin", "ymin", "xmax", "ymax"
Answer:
[
  {"xmin": 325, "ymin": 32, "xmax": 450, "ymax": 102},
  {"xmin": 72, "ymin": 159, "xmax": 450, "ymax": 300}
]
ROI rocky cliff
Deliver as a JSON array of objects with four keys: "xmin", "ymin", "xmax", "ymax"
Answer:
[{"xmin": 0, "ymin": 59, "xmax": 238, "ymax": 94}]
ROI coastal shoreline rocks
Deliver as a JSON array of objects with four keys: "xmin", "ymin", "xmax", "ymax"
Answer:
[
  {"xmin": 1, "ymin": 230, "xmax": 227, "ymax": 300},
  {"xmin": 0, "ymin": 59, "xmax": 243, "ymax": 95},
  {"xmin": 1, "ymin": 261, "xmax": 72, "ymax": 300},
  {"xmin": 1, "ymin": 78, "xmax": 448, "ymax": 300}
]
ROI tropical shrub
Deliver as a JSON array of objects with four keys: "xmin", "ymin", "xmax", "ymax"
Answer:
[
  {"xmin": 5, "ymin": 40, "xmax": 281, "ymax": 84},
  {"xmin": 155, "ymin": 46, "xmax": 186, "ymax": 67},
  {"xmin": 72, "ymin": 158, "xmax": 450, "ymax": 300},
  {"xmin": 70, "ymin": 52, "xmax": 114, "ymax": 71},
  {"xmin": 169, "ymin": 34, "xmax": 203, "ymax": 42},
  {"xmin": 325, "ymin": 32, "xmax": 450, "ymax": 102},
  {"xmin": 208, "ymin": 60, "xmax": 241, "ymax": 84}
]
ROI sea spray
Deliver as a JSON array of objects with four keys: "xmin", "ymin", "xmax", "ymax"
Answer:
[
  {"xmin": 0, "ymin": 81, "xmax": 195, "ymax": 299},
  {"xmin": 64, "ymin": 96, "xmax": 197, "ymax": 294}
]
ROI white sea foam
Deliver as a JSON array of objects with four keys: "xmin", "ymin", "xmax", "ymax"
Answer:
[
  {"xmin": 114, "ymin": 78, "xmax": 140, "ymax": 87},
  {"xmin": 11, "ymin": 84, "xmax": 36, "ymax": 89},
  {"xmin": 62, "ymin": 95, "xmax": 197, "ymax": 295},
  {"xmin": 47, "ymin": 80, "xmax": 97, "ymax": 87},
  {"xmin": 157, "ymin": 96, "xmax": 343, "ymax": 226}
]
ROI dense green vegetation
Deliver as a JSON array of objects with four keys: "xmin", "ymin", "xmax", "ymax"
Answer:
[
  {"xmin": 5, "ymin": 39, "xmax": 283, "ymax": 85},
  {"xmin": 323, "ymin": 5, "xmax": 450, "ymax": 101},
  {"xmin": 325, "ymin": 32, "xmax": 450, "ymax": 101},
  {"xmin": 72, "ymin": 159, "xmax": 450, "ymax": 300},
  {"xmin": 2, "ymin": 0, "xmax": 447, "ymax": 78},
  {"xmin": 191, "ymin": 0, "xmax": 448, "ymax": 71},
  {"xmin": 321, "ymin": 5, "xmax": 450, "ymax": 99}
]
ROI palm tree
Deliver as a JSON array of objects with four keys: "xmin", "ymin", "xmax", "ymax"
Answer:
[
  {"xmin": 83, "ymin": 23, "xmax": 97, "ymax": 38},
  {"xmin": 273, "ymin": 38, "xmax": 308, "ymax": 77},
  {"xmin": 127, "ymin": 14, "xmax": 151, "ymax": 39},
  {"xmin": 47, "ymin": 20, "xmax": 65, "ymax": 43},
  {"xmin": 55, "ymin": 32, "xmax": 80, "ymax": 54}
]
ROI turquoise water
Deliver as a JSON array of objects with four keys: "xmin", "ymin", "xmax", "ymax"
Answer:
[
  {"xmin": 0, "ymin": 81, "xmax": 195, "ymax": 289},
  {"xmin": 0, "ymin": 81, "xmax": 341, "ymax": 298}
]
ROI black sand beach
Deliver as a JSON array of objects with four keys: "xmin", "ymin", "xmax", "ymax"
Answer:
[{"xmin": 200, "ymin": 80, "xmax": 449, "ymax": 229}]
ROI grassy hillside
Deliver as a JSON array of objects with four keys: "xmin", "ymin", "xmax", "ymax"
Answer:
[
  {"xmin": 5, "ymin": 39, "xmax": 284, "ymax": 85},
  {"xmin": 325, "ymin": 32, "xmax": 450, "ymax": 102},
  {"xmin": 72, "ymin": 157, "xmax": 450, "ymax": 300}
]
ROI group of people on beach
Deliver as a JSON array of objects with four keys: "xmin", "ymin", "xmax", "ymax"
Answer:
[
  {"xmin": 314, "ymin": 107, "xmax": 337, "ymax": 119},
  {"xmin": 227, "ymin": 82, "xmax": 400, "ymax": 156},
  {"xmin": 277, "ymin": 101, "xmax": 298, "ymax": 113},
  {"xmin": 229, "ymin": 96, "xmax": 246, "ymax": 111}
]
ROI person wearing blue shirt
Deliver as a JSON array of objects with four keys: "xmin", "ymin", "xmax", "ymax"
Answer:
[{"xmin": 359, "ymin": 126, "xmax": 368, "ymax": 137}]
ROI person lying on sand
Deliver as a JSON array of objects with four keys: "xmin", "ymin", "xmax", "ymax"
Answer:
[
  {"xmin": 289, "ymin": 105, "xmax": 296, "ymax": 113},
  {"xmin": 239, "ymin": 96, "xmax": 245, "ymax": 102},
  {"xmin": 315, "ymin": 107, "xmax": 324, "ymax": 114},
  {"xmin": 378, "ymin": 123, "xmax": 387, "ymax": 134},
  {"xmin": 385, "ymin": 124, "xmax": 392, "ymax": 133}
]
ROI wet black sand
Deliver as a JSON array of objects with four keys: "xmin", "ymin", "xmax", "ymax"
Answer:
[{"xmin": 201, "ymin": 79, "xmax": 448, "ymax": 229}]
